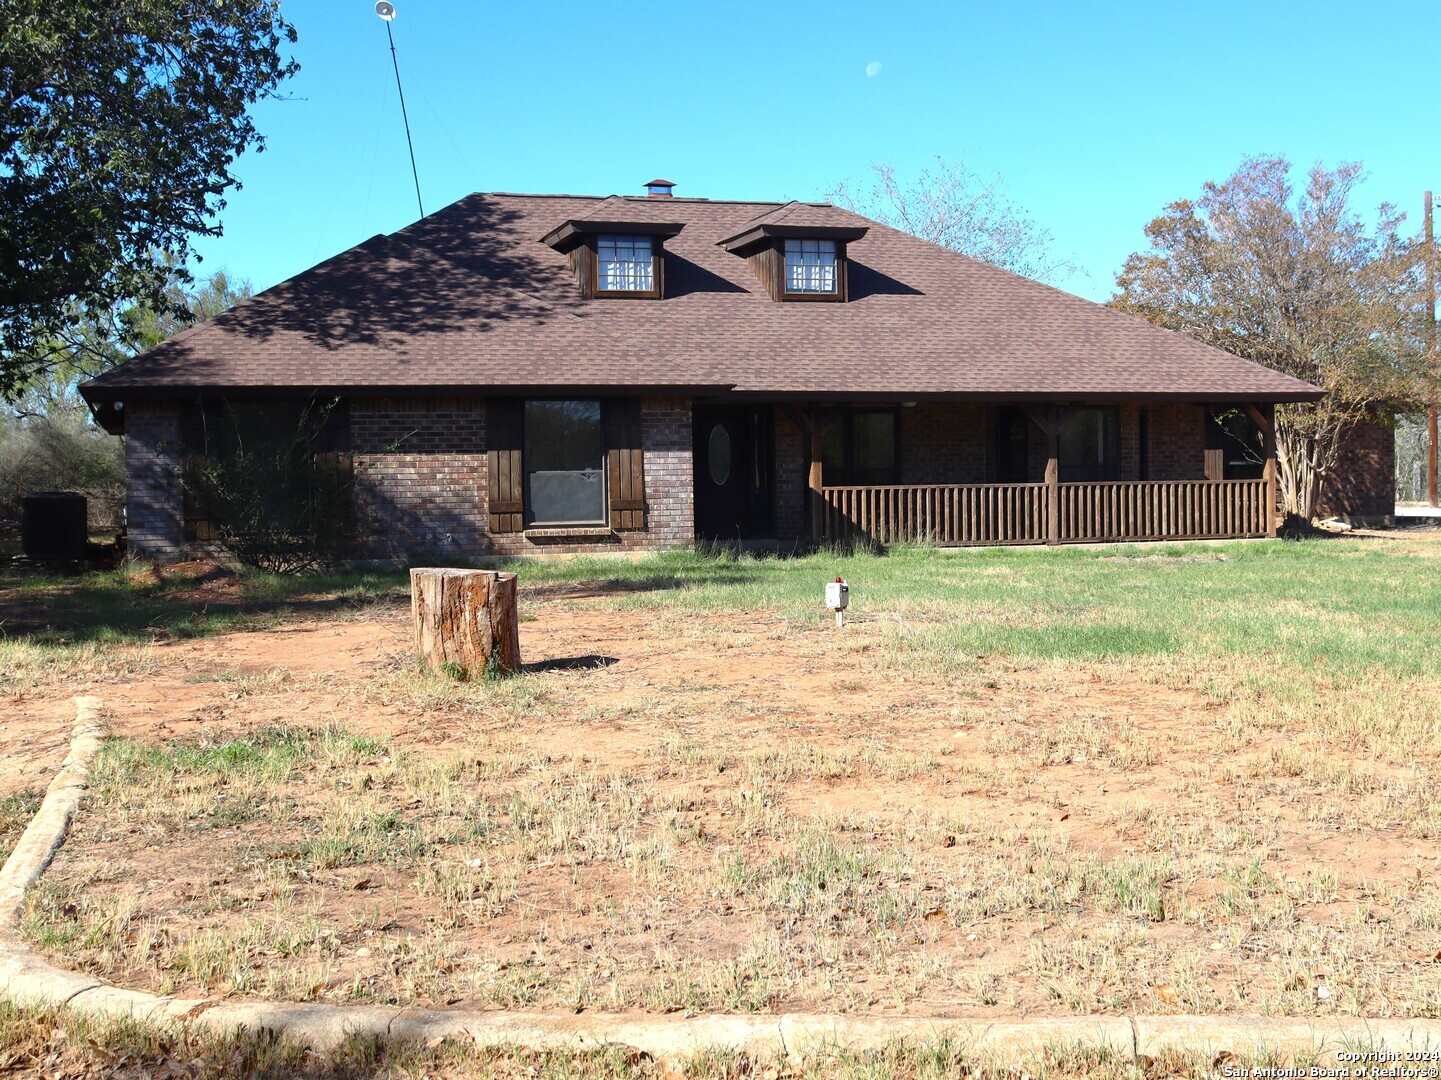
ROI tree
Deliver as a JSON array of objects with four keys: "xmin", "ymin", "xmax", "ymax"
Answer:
[
  {"xmin": 1113, "ymin": 156, "xmax": 1436, "ymax": 520},
  {"xmin": 828, "ymin": 158, "xmax": 1073, "ymax": 283},
  {"xmin": 7, "ymin": 264, "xmax": 253, "ymax": 418},
  {"xmin": 0, "ymin": 264, "xmax": 250, "ymax": 529},
  {"xmin": 0, "ymin": 403, "xmax": 124, "ymax": 529},
  {"xmin": 0, "ymin": 1, "xmax": 297, "ymax": 396}
]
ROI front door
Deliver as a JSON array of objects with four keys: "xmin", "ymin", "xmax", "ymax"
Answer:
[{"xmin": 693, "ymin": 406, "xmax": 774, "ymax": 540}]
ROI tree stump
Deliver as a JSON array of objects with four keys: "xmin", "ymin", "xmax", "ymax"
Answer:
[{"xmin": 410, "ymin": 568, "xmax": 521, "ymax": 679}]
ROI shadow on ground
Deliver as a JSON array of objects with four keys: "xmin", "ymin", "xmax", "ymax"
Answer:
[{"xmin": 0, "ymin": 564, "xmax": 409, "ymax": 646}]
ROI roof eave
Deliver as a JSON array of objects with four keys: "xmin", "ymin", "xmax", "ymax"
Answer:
[
  {"xmin": 716, "ymin": 223, "xmax": 869, "ymax": 253},
  {"xmin": 540, "ymin": 219, "xmax": 685, "ymax": 253},
  {"xmin": 79, "ymin": 380, "xmax": 734, "ymax": 402}
]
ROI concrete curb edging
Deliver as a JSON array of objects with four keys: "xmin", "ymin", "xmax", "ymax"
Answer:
[
  {"xmin": 0, "ymin": 695, "xmax": 105, "ymax": 927},
  {"xmin": 2, "ymin": 698, "xmax": 1440, "ymax": 1062}
]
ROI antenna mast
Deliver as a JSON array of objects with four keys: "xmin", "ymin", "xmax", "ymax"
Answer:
[{"xmin": 375, "ymin": 1, "xmax": 424, "ymax": 219}]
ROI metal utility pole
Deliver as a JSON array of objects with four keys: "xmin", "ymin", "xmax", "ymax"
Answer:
[
  {"xmin": 376, "ymin": 1, "xmax": 424, "ymax": 220},
  {"xmin": 1428, "ymin": 191, "xmax": 1437, "ymax": 506}
]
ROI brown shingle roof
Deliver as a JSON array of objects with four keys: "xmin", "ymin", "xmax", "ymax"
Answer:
[{"xmin": 81, "ymin": 192, "xmax": 1322, "ymax": 403}]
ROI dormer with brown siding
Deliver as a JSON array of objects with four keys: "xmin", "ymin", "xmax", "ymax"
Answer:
[
  {"xmin": 717, "ymin": 202, "xmax": 868, "ymax": 302},
  {"xmin": 540, "ymin": 196, "xmax": 684, "ymax": 300}
]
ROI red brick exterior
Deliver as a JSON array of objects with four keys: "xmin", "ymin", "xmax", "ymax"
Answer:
[
  {"xmin": 124, "ymin": 395, "xmax": 693, "ymax": 563},
  {"xmin": 1143, "ymin": 404, "xmax": 1207, "ymax": 481},
  {"xmin": 351, "ymin": 395, "xmax": 694, "ymax": 559},
  {"xmin": 351, "ymin": 397, "xmax": 490, "ymax": 559},
  {"xmin": 1319, "ymin": 418, "xmax": 1395, "ymax": 522},
  {"xmin": 126, "ymin": 395, "xmax": 1358, "ymax": 562},
  {"xmin": 773, "ymin": 409, "xmax": 807, "ymax": 542}
]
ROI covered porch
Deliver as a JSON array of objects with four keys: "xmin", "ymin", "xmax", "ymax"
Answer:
[{"xmin": 692, "ymin": 399, "xmax": 1281, "ymax": 547}]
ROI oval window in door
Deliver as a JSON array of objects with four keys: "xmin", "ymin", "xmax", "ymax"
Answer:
[{"xmin": 707, "ymin": 424, "xmax": 732, "ymax": 486}]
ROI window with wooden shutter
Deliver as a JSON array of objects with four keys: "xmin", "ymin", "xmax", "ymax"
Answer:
[
  {"xmin": 604, "ymin": 398, "xmax": 646, "ymax": 531},
  {"xmin": 487, "ymin": 397, "xmax": 524, "ymax": 533}
]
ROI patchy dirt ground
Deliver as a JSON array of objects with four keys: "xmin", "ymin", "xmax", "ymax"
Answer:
[{"xmin": 5, "ymin": 558, "xmax": 1441, "ymax": 1021}]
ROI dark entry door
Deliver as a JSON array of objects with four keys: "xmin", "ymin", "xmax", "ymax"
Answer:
[{"xmin": 693, "ymin": 406, "xmax": 774, "ymax": 540}]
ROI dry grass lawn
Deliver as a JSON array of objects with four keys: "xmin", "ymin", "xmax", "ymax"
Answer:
[{"xmin": 3, "ymin": 535, "xmax": 1441, "ymax": 1027}]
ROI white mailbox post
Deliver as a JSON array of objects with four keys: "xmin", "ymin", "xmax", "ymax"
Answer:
[{"xmin": 825, "ymin": 577, "xmax": 850, "ymax": 627}]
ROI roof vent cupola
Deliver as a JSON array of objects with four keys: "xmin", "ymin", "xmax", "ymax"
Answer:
[{"xmin": 645, "ymin": 179, "xmax": 676, "ymax": 198}]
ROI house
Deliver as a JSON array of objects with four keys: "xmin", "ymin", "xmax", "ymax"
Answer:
[{"xmin": 82, "ymin": 181, "xmax": 1364, "ymax": 563}]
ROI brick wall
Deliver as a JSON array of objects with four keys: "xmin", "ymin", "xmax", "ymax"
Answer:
[
  {"xmin": 353, "ymin": 395, "xmax": 694, "ymax": 560},
  {"xmin": 121, "ymin": 395, "xmax": 1248, "ymax": 561},
  {"xmin": 1118, "ymin": 405, "xmax": 1141, "ymax": 481},
  {"xmin": 774, "ymin": 409, "xmax": 806, "ymax": 542},
  {"xmin": 1144, "ymin": 404, "xmax": 1207, "ymax": 481},
  {"xmin": 637, "ymin": 396, "xmax": 694, "ymax": 549},
  {"xmin": 124, "ymin": 400, "xmax": 184, "ymax": 561},
  {"xmin": 1319, "ymin": 418, "xmax": 1395, "ymax": 521},
  {"xmin": 900, "ymin": 404, "xmax": 990, "ymax": 484},
  {"xmin": 351, "ymin": 396, "xmax": 490, "ymax": 560}
]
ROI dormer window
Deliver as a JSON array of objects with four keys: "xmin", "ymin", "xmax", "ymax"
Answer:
[
  {"xmin": 540, "ymin": 217, "xmax": 683, "ymax": 300},
  {"xmin": 598, "ymin": 235, "xmax": 655, "ymax": 293},
  {"xmin": 716, "ymin": 217, "xmax": 867, "ymax": 303},
  {"xmin": 784, "ymin": 239, "xmax": 838, "ymax": 295}
]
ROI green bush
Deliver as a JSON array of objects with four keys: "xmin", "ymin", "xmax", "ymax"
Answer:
[
  {"xmin": 181, "ymin": 402, "xmax": 353, "ymax": 575},
  {"xmin": 0, "ymin": 404, "xmax": 124, "ymax": 530}
]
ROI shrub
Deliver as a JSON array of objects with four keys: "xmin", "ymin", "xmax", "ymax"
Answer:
[
  {"xmin": 0, "ymin": 405, "xmax": 124, "ymax": 531},
  {"xmin": 180, "ymin": 402, "xmax": 353, "ymax": 575}
]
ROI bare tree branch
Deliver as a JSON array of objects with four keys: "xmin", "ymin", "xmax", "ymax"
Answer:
[{"xmin": 828, "ymin": 158, "xmax": 1077, "ymax": 284}]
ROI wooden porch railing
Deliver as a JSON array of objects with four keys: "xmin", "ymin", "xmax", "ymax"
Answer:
[
  {"xmin": 1057, "ymin": 479, "xmax": 1269, "ymax": 542},
  {"xmin": 822, "ymin": 483, "xmax": 1049, "ymax": 546},
  {"xmin": 821, "ymin": 478, "xmax": 1271, "ymax": 547}
]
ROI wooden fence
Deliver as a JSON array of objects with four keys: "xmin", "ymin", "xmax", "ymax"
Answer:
[
  {"xmin": 821, "ymin": 479, "xmax": 1270, "ymax": 547},
  {"xmin": 1056, "ymin": 479, "xmax": 1269, "ymax": 542},
  {"xmin": 821, "ymin": 483, "xmax": 1049, "ymax": 546}
]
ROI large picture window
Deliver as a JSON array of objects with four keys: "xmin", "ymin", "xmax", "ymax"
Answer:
[
  {"xmin": 821, "ymin": 408, "xmax": 898, "ymax": 485},
  {"xmin": 784, "ymin": 239, "xmax": 838, "ymax": 294},
  {"xmin": 1059, "ymin": 407, "xmax": 1119, "ymax": 482},
  {"xmin": 525, "ymin": 400, "xmax": 605, "ymax": 525},
  {"xmin": 597, "ymin": 235, "xmax": 653, "ymax": 293}
]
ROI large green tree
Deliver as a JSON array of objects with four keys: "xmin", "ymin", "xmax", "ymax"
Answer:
[
  {"xmin": 1113, "ymin": 156, "xmax": 1436, "ymax": 519},
  {"xmin": 9, "ymin": 263, "xmax": 253, "ymax": 417},
  {"xmin": 0, "ymin": 0, "xmax": 297, "ymax": 396},
  {"xmin": 0, "ymin": 264, "xmax": 252, "ymax": 528}
]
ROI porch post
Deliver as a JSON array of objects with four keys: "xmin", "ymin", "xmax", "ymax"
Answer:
[
  {"xmin": 1246, "ymin": 403, "xmax": 1279, "ymax": 538},
  {"xmin": 780, "ymin": 404, "xmax": 834, "ymax": 547},
  {"xmin": 808, "ymin": 427, "xmax": 825, "ymax": 544},
  {"xmin": 1045, "ymin": 404, "xmax": 1060, "ymax": 546}
]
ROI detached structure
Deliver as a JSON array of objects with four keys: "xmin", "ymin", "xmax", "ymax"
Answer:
[{"xmin": 83, "ymin": 182, "xmax": 1350, "ymax": 561}]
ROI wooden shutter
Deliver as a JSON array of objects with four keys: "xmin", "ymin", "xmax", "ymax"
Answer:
[
  {"xmin": 487, "ymin": 398, "xmax": 524, "ymax": 533},
  {"xmin": 604, "ymin": 398, "xmax": 646, "ymax": 531}
]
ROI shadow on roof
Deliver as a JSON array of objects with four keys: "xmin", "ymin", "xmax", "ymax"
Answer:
[
  {"xmin": 848, "ymin": 261, "xmax": 924, "ymax": 300},
  {"xmin": 663, "ymin": 254, "xmax": 752, "ymax": 298},
  {"xmin": 160, "ymin": 199, "xmax": 575, "ymax": 356}
]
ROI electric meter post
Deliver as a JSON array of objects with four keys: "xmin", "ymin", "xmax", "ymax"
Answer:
[{"xmin": 826, "ymin": 578, "xmax": 850, "ymax": 628}]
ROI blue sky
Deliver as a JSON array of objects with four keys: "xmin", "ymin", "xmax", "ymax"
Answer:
[{"xmin": 194, "ymin": 0, "xmax": 1441, "ymax": 303}]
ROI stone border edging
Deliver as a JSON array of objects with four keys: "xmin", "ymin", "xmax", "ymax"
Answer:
[{"xmin": 1, "ymin": 697, "xmax": 1440, "ymax": 1061}]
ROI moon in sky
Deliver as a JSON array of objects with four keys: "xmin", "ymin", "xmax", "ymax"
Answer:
[{"xmin": 865, "ymin": 61, "xmax": 883, "ymax": 77}]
